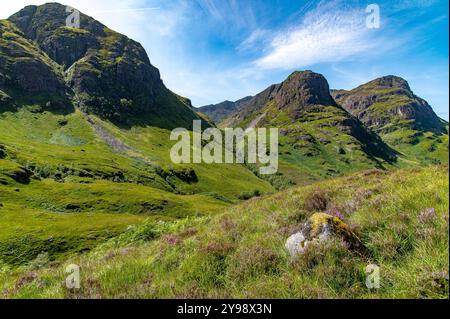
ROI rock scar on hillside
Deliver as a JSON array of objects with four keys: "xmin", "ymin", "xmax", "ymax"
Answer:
[
  {"xmin": 85, "ymin": 115, "xmax": 158, "ymax": 167},
  {"xmin": 86, "ymin": 115, "xmax": 133, "ymax": 153},
  {"xmin": 246, "ymin": 112, "xmax": 267, "ymax": 129}
]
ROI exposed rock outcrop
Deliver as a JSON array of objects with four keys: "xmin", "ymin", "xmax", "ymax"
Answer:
[
  {"xmin": 2, "ymin": 3, "xmax": 203, "ymax": 128},
  {"xmin": 331, "ymin": 76, "xmax": 447, "ymax": 134},
  {"xmin": 285, "ymin": 213, "xmax": 365, "ymax": 256}
]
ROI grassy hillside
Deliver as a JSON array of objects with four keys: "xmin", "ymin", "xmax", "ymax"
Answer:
[
  {"xmin": 1, "ymin": 165, "xmax": 447, "ymax": 298},
  {"xmin": 382, "ymin": 126, "xmax": 449, "ymax": 166},
  {"xmin": 0, "ymin": 106, "xmax": 273, "ymax": 265}
]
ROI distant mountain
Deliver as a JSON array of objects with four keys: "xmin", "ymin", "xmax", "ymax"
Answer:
[
  {"xmin": 221, "ymin": 71, "xmax": 398, "ymax": 185},
  {"xmin": 331, "ymin": 76, "xmax": 447, "ymax": 134},
  {"xmin": 220, "ymin": 84, "xmax": 281, "ymax": 128},
  {"xmin": 332, "ymin": 76, "xmax": 448, "ymax": 164},
  {"xmin": 197, "ymin": 96, "xmax": 252, "ymax": 123},
  {"xmin": 1, "ymin": 3, "xmax": 203, "ymax": 128}
]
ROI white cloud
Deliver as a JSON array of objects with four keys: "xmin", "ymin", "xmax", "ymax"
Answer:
[
  {"xmin": 238, "ymin": 28, "xmax": 272, "ymax": 53},
  {"xmin": 254, "ymin": 1, "xmax": 385, "ymax": 70}
]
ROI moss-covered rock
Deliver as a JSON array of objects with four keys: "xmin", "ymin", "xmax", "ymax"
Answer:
[{"xmin": 285, "ymin": 213, "xmax": 365, "ymax": 256}]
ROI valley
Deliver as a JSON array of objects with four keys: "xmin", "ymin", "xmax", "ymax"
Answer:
[{"xmin": 0, "ymin": 2, "xmax": 448, "ymax": 299}]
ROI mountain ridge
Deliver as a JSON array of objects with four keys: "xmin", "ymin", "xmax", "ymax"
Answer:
[
  {"xmin": 196, "ymin": 96, "xmax": 252, "ymax": 123},
  {"xmin": 218, "ymin": 70, "xmax": 399, "ymax": 185},
  {"xmin": 332, "ymin": 75, "xmax": 448, "ymax": 165},
  {"xmin": 331, "ymin": 75, "xmax": 447, "ymax": 134},
  {"xmin": 1, "ymin": 3, "xmax": 203, "ymax": 129}
]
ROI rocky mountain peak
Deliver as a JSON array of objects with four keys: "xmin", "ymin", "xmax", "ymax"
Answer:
[
  {"xmin": 9, "ymin": 3, "xmax": 106, "ymax": 69},
  {"xmin": 364, "ymin": 75, "xmax": 411, "ymax": 91},
  {"xmin": 274, "ymin": 71, "xmax": 337, "ymax": 109},
  {"xmin": 332, "ymin": 75, "xmax": 446, "ymax": 134},
  {"xmin": 1, "ymin": 3, "xmax": 202, "ymax": 128}
]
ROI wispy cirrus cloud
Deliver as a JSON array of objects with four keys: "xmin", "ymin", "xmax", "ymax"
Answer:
[
  {"xmin": 195, "ymin": 0, "xmax": 257, "ymax": 30},
  {"xmin": 252, "ymin": 1, "xmax": 392, "ymax": 70}
]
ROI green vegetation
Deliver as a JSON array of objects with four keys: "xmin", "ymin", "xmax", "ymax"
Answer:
[
  {"xmin": 231, "ymin": 99, "xmax": 397, "ymax": 186},
  {"xmin": 0, "ymin": 107, "xmax": 272, "ymax": 267},
  {"xmin": 1, "ymin": 166, "xmax": 447, "ymax": 298},
  {"xmin": 0, "ymin": 4, "xmax": 448, "ymax": 300},
  {"xmin": 383, "ymin": 127, "xmax": 449, "ymax": 166},
  {"xmin": 332, "ymin": 76, "xmax": 449, "ymax": 168}
]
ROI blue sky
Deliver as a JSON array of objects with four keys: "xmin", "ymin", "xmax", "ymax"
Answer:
[{"xmin": 1, "ymin": 0, "xmax": 449, "ymax": 119}]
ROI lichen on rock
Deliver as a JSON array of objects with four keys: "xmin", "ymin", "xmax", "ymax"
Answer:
[{"xmin": 285, "ymin": 213, "xmax": 365, "ymax": 257}]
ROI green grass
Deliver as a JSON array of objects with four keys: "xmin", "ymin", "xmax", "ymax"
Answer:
[
  {"xmin": 0, "ymin": 108, "xmax": 272, "ymax": 195},
  {"xmin": 1, "ymin": 165, "xmax": 447, "ymax": 298},
  {"xmin": 0, "ymin": 176, "xmax": 229, "ymax": 266},
  {"xmin": 0, "ymin": 107, "xmax": 273, "ymax": 267},
  {"xmin": 226, "ymin": 98, "xmax": 398, "ymax": 186},
  {"xmin": 382, "ymin": 128, "xmax": 449, "ymax": 166}
]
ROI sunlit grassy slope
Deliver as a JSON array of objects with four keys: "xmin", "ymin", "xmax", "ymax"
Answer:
[
  {"xmin": 382, "ymin": 125, "xmax": 449, "ymax": 167},
  {"xmin": 230, "ymin": 100, "xmax": 399, "ymax": 186},
  {"xmin": 1, "ymin": 165, "xmax": 447, "ymax": 299},
  {"xmin": 0, "ymin": 107, "xmax": 273, "ymax": 265}
]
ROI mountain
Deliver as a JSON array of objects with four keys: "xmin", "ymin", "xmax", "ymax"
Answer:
[
  {"xmin": 0, "ymin": 4, "xmax": 448, "ymax": 301},
  {"xmin": 331, "ymin": 76, "xmax": 446, "ymax": 134},
  {"xmin": 332, "ymin": 76, "xmax": 448, "ymax": 164},
  {"xmin": 1, "ymin": 3, "xmax": 204, "ymax": 128},
  {"xmin": 220, "ymin": 84, "xmax": 281, "ymax": 128},
  {"xmin": 196, "ymin": 96, "xmax": 252, "ymax": 123},
  {"xmin": 220, "ymin": 71, "xmax": 398, "ymax": 185},
  {"xmin": 0, "ymin": 3, "xmax": 273, "ymax": 266}
]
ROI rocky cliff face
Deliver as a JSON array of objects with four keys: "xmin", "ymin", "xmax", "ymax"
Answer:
[
  {"xmin": 0, "ymin": 19, "xmax": 69, "ymax": 110},
  {"xmin": 331, "ymin": 76, "xmax": 447, "ymax": 134},
  {"xmin": 1, "ymin": 3, "xmax": 201, "ymax": 128},
  {"xmin": 273, "ymin": 71, "xmax": 337, "ymax": 111}
]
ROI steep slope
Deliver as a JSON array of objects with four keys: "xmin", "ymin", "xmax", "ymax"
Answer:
[
  {"xmin": 0, "ymin": 19, "xmax": 70, "ymax": 112},
  {"xmin": 220, "ymin": 84, "xmax": 281, "ymax": 128},
  {"xmin": 0, "ymin": 3, "xmax": 274, "ymax": 265},
  {"xmin": 196, "ymin": 96, "xmax": 252, "ymax": 123},
  {"xmin": 332, "ymin": 76, "xmax": 448, "ymax": 164},
  {"xmin": 2, "ymin": 3, "xmax": 202, "ymax": 128},
  {"xmin": 221, "ymin": 71, "xmax": 397, "ymax": 185}
]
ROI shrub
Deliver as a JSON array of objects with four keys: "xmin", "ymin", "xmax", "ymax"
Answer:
[
  {"xmin": 238, "ymin": 189, "xmax": 261, "ymax": 200},
  {"xmin": 304, "ymin": 189, "xmax": 330, "ymax": 211},
  {"xmin": 27, "ymin": 252, "xmax": 50, "ymax": 270},
  {"xmin": 226, "ymin": 243, "xmax": 283, "ymax": 282},
  {"xmin": 0, "ymin": 144, "xmax": 6, "ymax": 159}
]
